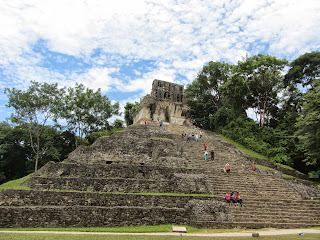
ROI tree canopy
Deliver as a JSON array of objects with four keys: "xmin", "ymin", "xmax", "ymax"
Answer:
[
  {"xmin": 4, "ymin": 82, "xmax": 120, "ymax": 173},
  {"xmin": 124, "ymin": 102, "xmax": 139, "ymax": 126},
  {"xmin": 185, "ymin": 53, "xmax": 319, "ymax": 178},
  {"xmin": 5, "ymin": 81, "xmax": 65, "ymax": 171},
  {"xmin": 63, "ymin": 84, "xmax": 120, "ymax": 146},
  {"xmin": 285, "ymin": 51, "xmax": 320, "ymax": 88}
]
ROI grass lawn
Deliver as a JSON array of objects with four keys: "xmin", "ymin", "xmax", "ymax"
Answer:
[{"xmin": 0, "ymin": 174, "xmax": 32, "ymax": 191}]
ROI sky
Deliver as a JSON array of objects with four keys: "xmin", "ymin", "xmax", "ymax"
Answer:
[{"xmin": 0, "ymin": 0, "xmax": 319, "ymax": 124}]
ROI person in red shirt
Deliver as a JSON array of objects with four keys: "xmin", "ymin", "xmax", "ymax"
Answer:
[
  {"xmin": 225, "ymin": 163, "xmax": 230, "ymax": 175},
  {"xmin": 203, "ymin": 142, "xmax": 207, "ymax": 151}
]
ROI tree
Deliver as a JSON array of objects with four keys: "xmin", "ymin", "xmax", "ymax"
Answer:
[
  {"xmin": 0, "ymin": 123, "xmax": 30, "ymax": 183},
  {"xmin": 285, "ymin": 51, "xmax": 320, "ymax": 88},
  {"xmin": 185, "ymin": 61, "xmax": 232, "ymax": 129},
  {"xmin": 0, "ymin": 123, "xmax": 76, "ymax": 184},
  {"xmin": 63, "ymin": 84, "xmax": 120, "ymax": 146},
  {"xmin": 124, "ymin": 102, "xmax": 139, "ymax": 126},
  {"xmin": 219, "ymin": 74, "xmax": 250, "ymax": 117},
  {"xmin": 295, "ymin": 79, "xmax": 320, "ymax": 171},
  {"xmin": 113, "ymin": 119, "xmax": 124, "ymax": 129},
  {"xmin": 235, "ymin": 54, "xmax": 288, "ymax": 128},
  {"xmin": 196, "ymin": 61, "xmax": 232, "ymax": 109},
  {"xmin": 185, "ymin": 80, "xmax": 216, "ymax": 129},
  {"xmin": 4, "ymin": 81, "xmax": 65, "ymax": 172}
]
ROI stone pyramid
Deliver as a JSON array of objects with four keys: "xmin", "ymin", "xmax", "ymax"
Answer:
[
  {"xmin": 0, "ymin": 124, "xmax": 231, "ymax": 228},
  {"xmin": 0, "ymin": 123, "xmax": 319, "ymax": 228}
]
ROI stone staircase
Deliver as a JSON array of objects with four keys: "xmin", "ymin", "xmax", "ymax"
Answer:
[
  {"xmin": 166, "ymin": 124, "xmax": 320, "ymax": 228},
  {"xmin": 0, "ymin": 122, "xmax": 319, "ymax": 229}
]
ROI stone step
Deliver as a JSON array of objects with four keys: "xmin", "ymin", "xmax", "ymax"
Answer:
[
  {"xmin": 234, "ymin": 213, "xmax": 320, "ymax": 220},
  {"xmin": 193, "ymin": 221, "xmax": 320, "ymax": 229},
  {"xmin": 230, "ymin": 202, "xmax": 320, "ymax": 209},
  {"xmin": 211, "ymin": 185, "xmax": 296, "ymax": 191},
  {"xmin": 234, "ymin": 217, "xmax": 320, "ymax": 224}
]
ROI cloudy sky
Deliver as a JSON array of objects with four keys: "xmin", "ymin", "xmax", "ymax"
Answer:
[{"xmin": 0, "ymin": 0, "xmax": 319, "ymax": 123}]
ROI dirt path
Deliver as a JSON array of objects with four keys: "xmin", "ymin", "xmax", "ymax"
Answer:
[{"xmin": 1, "ymin": 229, "xmax": 320, "ymax": 237}]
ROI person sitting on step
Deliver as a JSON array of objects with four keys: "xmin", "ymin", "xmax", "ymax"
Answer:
[
  {"xmin": 230, "ymin": 192, "xmax": 237, "ymax": 205},
  {"xmin": 235, "ymin": 192, "xmax": 243, "ymax": 207}
]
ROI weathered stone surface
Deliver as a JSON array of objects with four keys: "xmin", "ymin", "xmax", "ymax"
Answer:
[
  {"xmin": 151, "ymin": 79, "xmax": 185, "ymax": 103},
  {"xmin": 285, "ymin": 178, "xmax": 320, "ymax": 200},
  {"xmin": 0, "ymin": 206, "xmax": 189, "ymax": 228},
  {"xmin": 22, "ymin": 175, "xmax": 211, "ymax": 194},
  {"xmin": 0, "ymin": 123, "xmax": 227, "ymax": 228},
  {"xmin": 65, "ymin": 125, "xmax": 182, "ymax": 165},
  {"xmin": 0, "ymin": 189, "xmax": 216, "ymax": 208},
  {"xmin": 186, "ymin": 199, "xmax": 234, "ymax": 222},
  {"xmin": 0, "ymin": 189, "xmax": 228, "ymax": 228},
  {"xmin": 133, "ymin": 80, "xmax": 189, "ymax": 125}
]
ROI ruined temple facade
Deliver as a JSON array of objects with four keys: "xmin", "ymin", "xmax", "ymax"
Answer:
[
  {"xmin": 133, "ymin": 79, "xmax": 189, "ymax": 125},
  {"xmin": 151, "ymin": 79, "xmax": 186, "ymax": 103}
]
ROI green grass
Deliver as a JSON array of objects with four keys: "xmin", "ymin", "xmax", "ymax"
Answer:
[
  {"xmin": 255, "ymin": 164, "xmax": 274, "ymax": 171},
  {"xmin": 0, "ymin": 174, "xmax": 33, "ymax": 191},
  {"xmin": 217, "ymin": 134, "xmax": 268, "ymax": 160},
  {"xmin": 1, "ymin": 225, "xmax": 319, "ymax": 234},
  {"xmin": 274, "ymin": 162, "xmax": 304, "ymax": 175},
  {"xmin": 0, "ymin": 231, "xmax": 319, "ymax": 240},
  {"xmin": 282, "ymin": 174, "xmax": 295, "ymax": 178},
  {"xmin": 0, "ymin": 225, "xmax": 192, "ymax": 233}
]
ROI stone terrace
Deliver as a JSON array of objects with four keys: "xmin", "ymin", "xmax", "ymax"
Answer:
[
  {"xmin": 0, "ymin": 123, "xmax": 319, "ymax": 228},
  {"xmin": 0, "ymin": 124, "xmax": 231, "ymax": 228}
]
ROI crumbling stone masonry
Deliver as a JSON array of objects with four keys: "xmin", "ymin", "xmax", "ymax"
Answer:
[
  {"xmin": 0, "ymin": 124, "xmax": 232, "ymax": 228},
  {"xmin": 134, "ymin": 79, "xmax": 190, "ymax": 125}
]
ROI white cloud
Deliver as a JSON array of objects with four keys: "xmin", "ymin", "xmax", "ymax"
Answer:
[
  {"xmin": 68, "ymin": 67, "xmax": 121, "ymax": 92},
  {"xmin": 0, "ymin": 0, "xmax": 319, "ymax": 125}
]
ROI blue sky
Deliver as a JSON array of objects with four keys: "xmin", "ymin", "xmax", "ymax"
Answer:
[{"xmin": 0, "ymin": 0, "xmax": 319, "ymax": 123}]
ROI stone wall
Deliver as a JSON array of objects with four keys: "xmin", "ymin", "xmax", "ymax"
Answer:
[
  {"xmin": 133, "ymin": 96, "xmax": 189, "ymax": 125},
  {"xmin": 0, "ymin": 206, "xmax": 189, "ymax": 228},
  {"xmin": 0, "ymin": 189, "xmax": 214, "ymax": 208},
  {"xmin": 32, "ymin": 162, "xmax": 203, "ymax": 180},
  {"xmin": 22, "ymin": 175, "xmax": 212, "ymax": 194},
  {"xmin": 151, "ymin": 79, "xmax": 185, "ymax": 103},
  {"xmin": 0, "ymin": 189, "xmax": 231, "ymax": 228}
]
